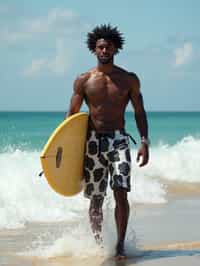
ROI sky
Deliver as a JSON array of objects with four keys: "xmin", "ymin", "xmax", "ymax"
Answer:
[{"xmin": 0, "ymin": 0, "xmax": 200, "ymax": 111}]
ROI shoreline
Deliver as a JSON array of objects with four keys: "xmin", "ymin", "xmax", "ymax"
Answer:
[{"xmin": 1, "ymin": 196, "xmax": 200, "ymax": 265}]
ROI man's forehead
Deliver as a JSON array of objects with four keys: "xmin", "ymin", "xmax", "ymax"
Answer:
[{"xmin": 96, "ymin": 39, "xmax": 114, "ymax": 45}]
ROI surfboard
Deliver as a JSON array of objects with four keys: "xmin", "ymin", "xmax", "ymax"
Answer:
[{"xmin": 40, "ymin": 112, "xmax": 89, "ymax": 196}]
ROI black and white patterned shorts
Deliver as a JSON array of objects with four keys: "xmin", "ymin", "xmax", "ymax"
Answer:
[{"xmin": 84, "ymin": 130, "xmax": 132, "ymax": 199}]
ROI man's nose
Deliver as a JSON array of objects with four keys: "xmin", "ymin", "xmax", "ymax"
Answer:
[{"xmin": 102, "ymin": 47, "xmax": 107, "ymax": 53}]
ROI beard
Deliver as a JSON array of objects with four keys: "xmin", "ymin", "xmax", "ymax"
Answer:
[{"xmin": 98, "ymin": 55, "xmax": 113, "ymax": 64}]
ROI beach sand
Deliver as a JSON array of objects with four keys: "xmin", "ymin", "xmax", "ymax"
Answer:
[{"xmin": 1, "ymin": 196, "xmax": 200, "ymax": 266}]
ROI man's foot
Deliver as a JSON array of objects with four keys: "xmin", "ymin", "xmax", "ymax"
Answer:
[
  {"xmin": 94, "ymin": 233, "xmax": 103, "ymax": 245},
  {"xmin": 115, "ymin": 241, "xmax": 127, "ymax": 260}
]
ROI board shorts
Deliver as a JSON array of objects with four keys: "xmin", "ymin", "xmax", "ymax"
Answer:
[{"xmin": 83, "ymin": 130, "xmax": 132, "ymax": 199}]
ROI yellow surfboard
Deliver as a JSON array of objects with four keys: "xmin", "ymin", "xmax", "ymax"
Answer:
[{"xmin": 40, "ymin": 112, "xmax": 89, "ymax": 196}]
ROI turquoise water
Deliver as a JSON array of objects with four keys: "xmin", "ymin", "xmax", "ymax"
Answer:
[
  {"xmin": 0, "ymin": 111, "xmax": 200, "ymax": 229},
  {"xmin": 0, "ymin": 111, "xmax": 200, "ymax": 151},
  {"xmin": 126, "ymin": 111, "xmax": 200, "ymax": 146}
]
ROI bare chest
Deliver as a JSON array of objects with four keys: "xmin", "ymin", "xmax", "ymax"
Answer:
[{"xmin": 85, "ymin": 74, "xmax": 130, "ymax": 101}]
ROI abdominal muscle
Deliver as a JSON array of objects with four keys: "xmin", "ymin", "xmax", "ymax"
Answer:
[{"xmin": 87, "ymin": 104, "xmax": 126, "ymax": 132}]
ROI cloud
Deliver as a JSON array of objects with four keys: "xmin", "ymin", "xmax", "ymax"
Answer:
[
  {"xmin": 0, "ymin": 8, "xmax": 88, "ymax": 43},
  {"xmin": 23, "ymin": 39, "xmax": 71, "ymax": 77},
  {"xmin": 26, "ymin": 8, "xmax": 83, "ymax": 36},
  {"xmin": 174, "ymin": 42, "xmax": 193, "ymax": 67},
  {"xmin": 1, "ymin": 8, "xmax": 90, "ymax": 77},
  {"xmin": 23, "ymin": 58, "xmax": 48, "ymax": 77}
]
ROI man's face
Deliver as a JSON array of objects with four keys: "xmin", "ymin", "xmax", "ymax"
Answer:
[{"xmin": 95, "ymin": 39, "xmax": 116, "ymax": 64}]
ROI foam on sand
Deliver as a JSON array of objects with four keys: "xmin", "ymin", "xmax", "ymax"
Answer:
[{"xmin": 0, "ymin": 136, "xmax": 200, "ymax": 229}]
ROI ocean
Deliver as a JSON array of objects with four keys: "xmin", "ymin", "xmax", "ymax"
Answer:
[
  {"xmin": 0, "ymin": 111, "xmax": 200, "ymax": 263},
  {"xmin": 0, "ymin": 111, "xmax": 200, "ymax": 229}
]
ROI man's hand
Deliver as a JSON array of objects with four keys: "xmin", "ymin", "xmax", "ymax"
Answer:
[{"xmin": 136, "ymin": 144, "xmax": 149, "ymax": 167}]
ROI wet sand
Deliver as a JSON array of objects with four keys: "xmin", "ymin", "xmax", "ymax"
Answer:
[{"xmin": 1, "ymin": 196, "xmax": 200, "ymax": 266}]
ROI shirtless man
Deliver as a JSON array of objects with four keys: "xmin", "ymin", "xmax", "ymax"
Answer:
[{"xmin": 66, "ymin": 24, "xmax": 149, "ymax": 259}]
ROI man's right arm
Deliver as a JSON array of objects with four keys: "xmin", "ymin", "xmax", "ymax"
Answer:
[{"xmin": 65, "ymin": 74, "xmax": 87, "ymax": 119}]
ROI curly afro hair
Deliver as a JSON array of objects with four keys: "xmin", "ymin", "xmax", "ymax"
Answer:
[{"xmin": 86, "ymin": 24, "xmax": 125, "ymax": 54}]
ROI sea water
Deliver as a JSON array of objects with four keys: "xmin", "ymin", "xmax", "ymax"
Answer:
[{"xmin": 0, "ymin": 111, "xmax": 200, "ymax": 231}]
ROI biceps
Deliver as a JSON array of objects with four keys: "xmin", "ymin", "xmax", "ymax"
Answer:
[
  {"xmin": 131, "ymin": 93, "xmax": 145, "ymax": 114},
  {"xmin": 68, "ymin": 93, "xmax": 84, "ymax": 114}
]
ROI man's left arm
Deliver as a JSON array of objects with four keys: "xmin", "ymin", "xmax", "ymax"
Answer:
[{"xmin": 129, "ymin": 73, "xmax": 149, "ymax": 167}]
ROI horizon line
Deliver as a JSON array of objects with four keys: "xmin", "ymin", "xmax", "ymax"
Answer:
[{"xmin": 0, "ymin": 110, "xmax": 200, "ymax": 113}]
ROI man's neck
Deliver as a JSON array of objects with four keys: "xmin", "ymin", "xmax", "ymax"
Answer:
[{"xmin": 97, "ymin": 62, "xmax": 115, "ymax": 74}]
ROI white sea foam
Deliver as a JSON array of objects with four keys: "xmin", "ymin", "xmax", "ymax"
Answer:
[
  {"xmin": 137, "ymin": 136, "xmax": 200, "ymax": 183},
  {"xmin": 0, "ymin": 136, "xmax": 199, "ymax": 229},
  {"xmin": 25, "ymin": 205, "xmax": 138, "ymax": 258}
]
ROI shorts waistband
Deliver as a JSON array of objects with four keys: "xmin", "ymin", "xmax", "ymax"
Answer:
[
  {"xmin": 88, "ymin": 129, "xmax": 126, "ymax": 137},
  {"xmin": 88, "ymin": 130, "xmax": 137, "ymax": 145}
]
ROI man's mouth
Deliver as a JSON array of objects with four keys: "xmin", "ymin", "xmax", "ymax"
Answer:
[{"xmin": 101, "ymin": 55, "xmax": 109, "ymax": 59}]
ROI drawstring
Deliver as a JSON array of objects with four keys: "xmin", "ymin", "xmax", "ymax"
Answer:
[
  {"xmin": 96, "ymin": 131, "xmax": 136, "ymax": 157},
  {"xmin": 124, "ymin": 132, "xmax": 137, "ymax": 145}
]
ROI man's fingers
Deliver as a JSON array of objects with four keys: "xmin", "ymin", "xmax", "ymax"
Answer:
[
  {"xmin": 139, "ymin": 160, "xmax": 145, "ymax": 167},
  {"xmin": 139, "ymin": 155, "xmax": 144, "ymax": 167},
  {"xmin": 139, "ymin": 156, "xmax": 148, "ymax": 167},
  {"xmin": 136, "ymin": 152, "xmax": 140, "ymax": 162}
]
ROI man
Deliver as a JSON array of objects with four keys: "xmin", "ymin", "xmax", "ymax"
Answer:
[{"xmin": 66, "ymin": 24, "xmax": 149, "ymax": 259}]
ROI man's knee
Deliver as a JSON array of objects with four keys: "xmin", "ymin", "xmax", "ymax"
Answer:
[
  {"xmin": 113, "ymin": 188, "xmax": 128, "ymax": 206},
  {"xmin": 89, "ymin": 196, "xmax": 104, "ymax": 213}
]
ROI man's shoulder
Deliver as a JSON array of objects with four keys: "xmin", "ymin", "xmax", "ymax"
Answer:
[
  {"xmin": 115, "ymin": 66, "xmax": 139, "ymax": 80},
  {"xmin": 74, "ymin": 71, "xmax": 92, "ymax": 88},
  {"xmin": 118, "ymin": 67, "xmax": 140, "ymax": 88},
  {"xmin": 75, "ymin": 71, "xmax": 91, "ymax": 82},
  {"xmin": 127, "ymin": 72, "xmax": 140, "ymax": 89},
  {"xmin": 128, "ymin": 71, "xmax": 139, "ymax": 80}
]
